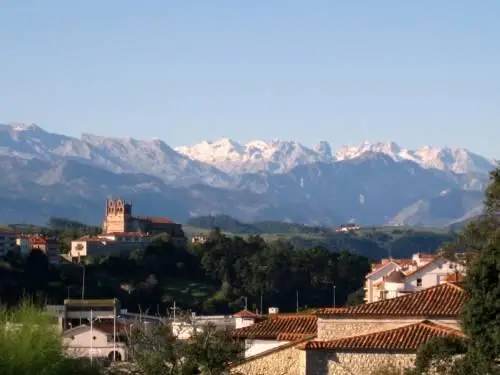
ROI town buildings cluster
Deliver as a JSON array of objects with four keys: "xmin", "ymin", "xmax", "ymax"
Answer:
[
  {"xmin": 229, "ymin": 252, "xmax": 467, "ymax": 375},
  {"xmin": 41, "ymin": 250, "xmax": 467, "ymax": 375}
]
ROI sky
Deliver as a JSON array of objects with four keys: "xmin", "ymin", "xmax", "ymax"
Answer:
[{"xmin": 0, "ymin": 1, "xmax": 499, "ymax": 158}]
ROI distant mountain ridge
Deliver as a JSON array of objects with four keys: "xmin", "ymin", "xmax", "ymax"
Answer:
[
  {"xmin": 0, "ymin": 122, "xmax": 495, "ymax": 227},
  {"xmin": 176, "ymin": 138, "xmax": 496, "ymax": 175}
]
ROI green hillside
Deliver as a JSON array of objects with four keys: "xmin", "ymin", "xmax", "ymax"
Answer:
[{"xmin": 185, "ymin": 215, "xmax": 455, "ymax": 260}]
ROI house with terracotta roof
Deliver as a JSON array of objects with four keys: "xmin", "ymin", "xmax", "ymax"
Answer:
[
  {"xmin": 365, "ymin": 252, "xmax": 466, "ymax": 303},
  {"xmin": 231, "ymin": 282, "xmax": 466, "ymax": 375},
  {"xmin": 232, "ymin": 309, "xmax": 317, "ymax": 359},
  {"xmin": 16, "ymin": 234, "xmax": 62, "ymax": 263}
]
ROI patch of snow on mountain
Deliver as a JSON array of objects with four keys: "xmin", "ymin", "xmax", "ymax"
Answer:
[
  {"xmin": 335, "ymin": 141, "xmax": 495, "ymax": 175},
  {"xmin": 175, "ymin": 138, "xmax": 333, "ymax": 174}
]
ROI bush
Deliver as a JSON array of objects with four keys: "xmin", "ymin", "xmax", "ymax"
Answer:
[{"xmin": 0, "ymin": 300, "xmax": 101, "ymax": 375}]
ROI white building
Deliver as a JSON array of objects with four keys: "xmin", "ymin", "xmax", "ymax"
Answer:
[
  {"xmin": 171, "ymin": 314, "xmax": 236, "ymax": 340},
  {"xmin": 70, "ymin": 232, "xmax": 152, "ymax": 261},
  {"xmin": 364, "ymin": 252, "xmax": 466, "ymax": 303},
  {"xmin": 63, "ymin": 323, "xmax": 128, "ymax": 361}
]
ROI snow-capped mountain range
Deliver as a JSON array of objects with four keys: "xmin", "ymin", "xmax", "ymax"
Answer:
[
  {"xmin": 175, "ymin": 138, "xmax": 495, "ymax": 176},
  {"xmin": 0, "ymin": 122, "xmax": 496, "ymax": 227}
]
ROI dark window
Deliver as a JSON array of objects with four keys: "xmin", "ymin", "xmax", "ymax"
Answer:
[{"xmin": 417, "ymin": 278, "xmax": 422, "ymax": 287}]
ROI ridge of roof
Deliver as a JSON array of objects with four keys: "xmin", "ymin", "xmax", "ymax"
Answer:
[
  {"xmin": 316, "ymin": 282, "xmax": 465, "ymax": 317},
  {"xmin": 298, "ymin": 320, "xmax": 464, "ymax": 351}
]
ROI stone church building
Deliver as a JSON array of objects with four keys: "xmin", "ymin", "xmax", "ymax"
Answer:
[{"xmin": 102, "ymin": 198, "xmax": 184, "ymax": 240}]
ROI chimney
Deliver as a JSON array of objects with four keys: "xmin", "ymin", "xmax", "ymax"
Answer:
[{"xmin": 268, "ymin": 307, "xmax": 279, "ymax": 315}]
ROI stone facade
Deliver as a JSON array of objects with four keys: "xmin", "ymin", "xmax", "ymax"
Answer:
[
  {"xmin": 231, "ymin": 340, "xmax": 307, "ymax": 375},
  {"xmin": 303, "ymin": 350, "xmax": 415, "ymax": 375},
  {"xmin": 317, "ymin": 317, "xmax": 461, "ymax": 340}
]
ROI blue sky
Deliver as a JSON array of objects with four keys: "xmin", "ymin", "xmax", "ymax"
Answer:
[{"xmin": 0, "ymin": 1, "xmax": 499, "ymax": 158}]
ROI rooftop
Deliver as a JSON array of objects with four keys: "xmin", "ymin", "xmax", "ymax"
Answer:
[
  {"xmin": 134, "ymin": 216, "xmax": 177, "ymax": 224},
  {"xmin": 299, "ymin": 320, "xmax": 464, "ymax": 351},
  {"xmin": 64, "ymin": 299, "xmax": 118, "ymax": 307},
  {"xmin": 233, "ymin": 314, "xmax": 317, "ymax": 341},
  {"xmin": 233, "ymin": 309, "xmax": 260, "ymax": 319},
  {"xmin": 316, "ymin": 282, "xmax": 465, "ymax": 318}
]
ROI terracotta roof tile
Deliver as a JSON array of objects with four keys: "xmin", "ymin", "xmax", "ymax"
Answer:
[
  {"xmin": 316, "ymin": 282, "xmax": 465, "ymax": 317},
  {"xmin": 233, "ymin": 310, "xmax": 259, "ymax": 318},
  {"xmin": 233, "ymin": 314, "xmax": 317, "ymax": 340},
  {"xmin": 299, "ymin": 320, "xmax": 463, "ymax": 351}
]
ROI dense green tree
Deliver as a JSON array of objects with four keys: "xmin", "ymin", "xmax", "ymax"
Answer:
[{"xmin": 129, "ymin": 321, "xmax": 243, "ymax": 375}]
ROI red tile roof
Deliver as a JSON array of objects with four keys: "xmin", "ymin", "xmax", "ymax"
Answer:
[
  {"xmin": 299, "ymin": 320, "xmax": 463, "ymax": 351},
  {"xmin": 316, "ymin": 282, "xmax": 465, "ymax": 317},
  {"xmin": 233, "ymin": 314, "xmax": 317, "ymax": 340},
  {"xmin": 233, "ymin": 310, "xmax": 259, "ymax": 318}
]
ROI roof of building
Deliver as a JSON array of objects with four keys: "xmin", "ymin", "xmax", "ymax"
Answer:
[
  {"xmin": 404, "ymin": 256, "xmax": 445, "ymax": 278},
  {"xmin": 298, "ymin": 320, "xmax": 464, "ymax": 351},
  {"xmin": 64, "ymin": 299, "xmax": 117, "ymax": 307},
  {"xmin": 233, "ymin": 314, "xmax": 317, "ymax": 341},
  {"xmin": 63, "ymin": 322, "xmax": 129, "ymax": 337},
  {"xmin": 233, "ymin": 309, "xmax": 259, "ymax": 318},
  {"xmin": 316, "ymin": 282, "xmax": 465, "ymax": 318},
  {"xmin": 385, "ymin": 270, "xmax": 406, "ymax": 283},
  {"xmin": 134, "ymin": 216, "xmax": 177, "ymax": 224}
]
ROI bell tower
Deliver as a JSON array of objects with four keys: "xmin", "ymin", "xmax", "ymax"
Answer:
[{"xmin": 103, "ymin": 198, "xmax": 132, "ymax": 233}]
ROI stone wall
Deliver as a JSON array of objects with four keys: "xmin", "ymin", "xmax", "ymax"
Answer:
[
  {"xmin": 304, "ymin": 350, "xmax": 415, "ymax": 375},
  {"xmin": 317, "ymin": 317, "xmax": 461, "ymax": 340},
  {"xmin": 231, "ymin": 340, "xmax": 305, "ymax": 375}
]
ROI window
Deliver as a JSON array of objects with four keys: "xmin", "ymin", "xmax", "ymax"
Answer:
[
  {"xmin": 417, "ymin": 278, "xmax": 422, "ymax": 287},
  {"xmin": 93, "ymin": 336, "xmax": 97, "ymax": 340},
  {"xmin": 449, "ymin": 264, "xmax": 454, "ymax": 269}
]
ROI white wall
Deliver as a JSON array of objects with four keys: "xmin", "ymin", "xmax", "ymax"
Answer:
[
  {"xmin": 244, "ymin": 339, "xmax": 289, "ymax": 358},
  {"xmin": 64, "ymin": 329, "xmax": 126, "ymax": 360},
  {"xmin": 235, "ymin": 317, "xmax": 255, "ymax": 329},
  {"xmin": 404, "ymin": 258, "xmax": 464, "ymax": 292}
]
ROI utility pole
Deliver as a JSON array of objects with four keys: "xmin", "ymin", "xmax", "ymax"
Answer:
[
  {"xmin": 67, "ymin": 286, "xmax": 72, "ymax": 300},
  {"xmin": 333, "ymin": 285, "xmax": 337, "ymax": 308},
  {"xmin": 80, "ymin": 261, "xmax": 86, "ymax": 326},
  {"xmin": 244, "ymin": 296, "xmax": 248, "ymax": 310},
  {"xmin": 260, "ymin": 293, "xmax": 263, "ymax": 315},
  {"xmin": 296, "ymin": 289, "xmax": 299, "ymax": 313},
  {"xmin": 170, "ymin": 301, "xmax": 180, "ymax": 322}
]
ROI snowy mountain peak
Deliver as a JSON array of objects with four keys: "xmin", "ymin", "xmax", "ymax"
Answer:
[
  {"xmin": 175, "ymin": 138, "xmax": 331, "ymax": 174},
  {"xmin": 177, "ymin": 137, "xmax": 495, "ymax": 176}
]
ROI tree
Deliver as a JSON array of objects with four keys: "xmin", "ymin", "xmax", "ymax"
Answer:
[
  {"xmin": 412, "ymin": 166, "xmax": 500, "ymax": 374},
  {"xmin": 128, "ymin": 318, "xmax": 244, "ymax": 375}
]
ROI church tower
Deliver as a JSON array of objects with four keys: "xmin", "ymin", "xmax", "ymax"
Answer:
[{"xmin": 103, "ymin": 198, "xmax": 132, "ymax": 233}]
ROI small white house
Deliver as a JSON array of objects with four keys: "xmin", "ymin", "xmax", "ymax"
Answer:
[
  {"xmin": 63, "ymin": 323, "xmax": 128, "ymax": 361},
  {"xmin": 370, "ymin": 255, "xmax": 466, "ymax": 302}
]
